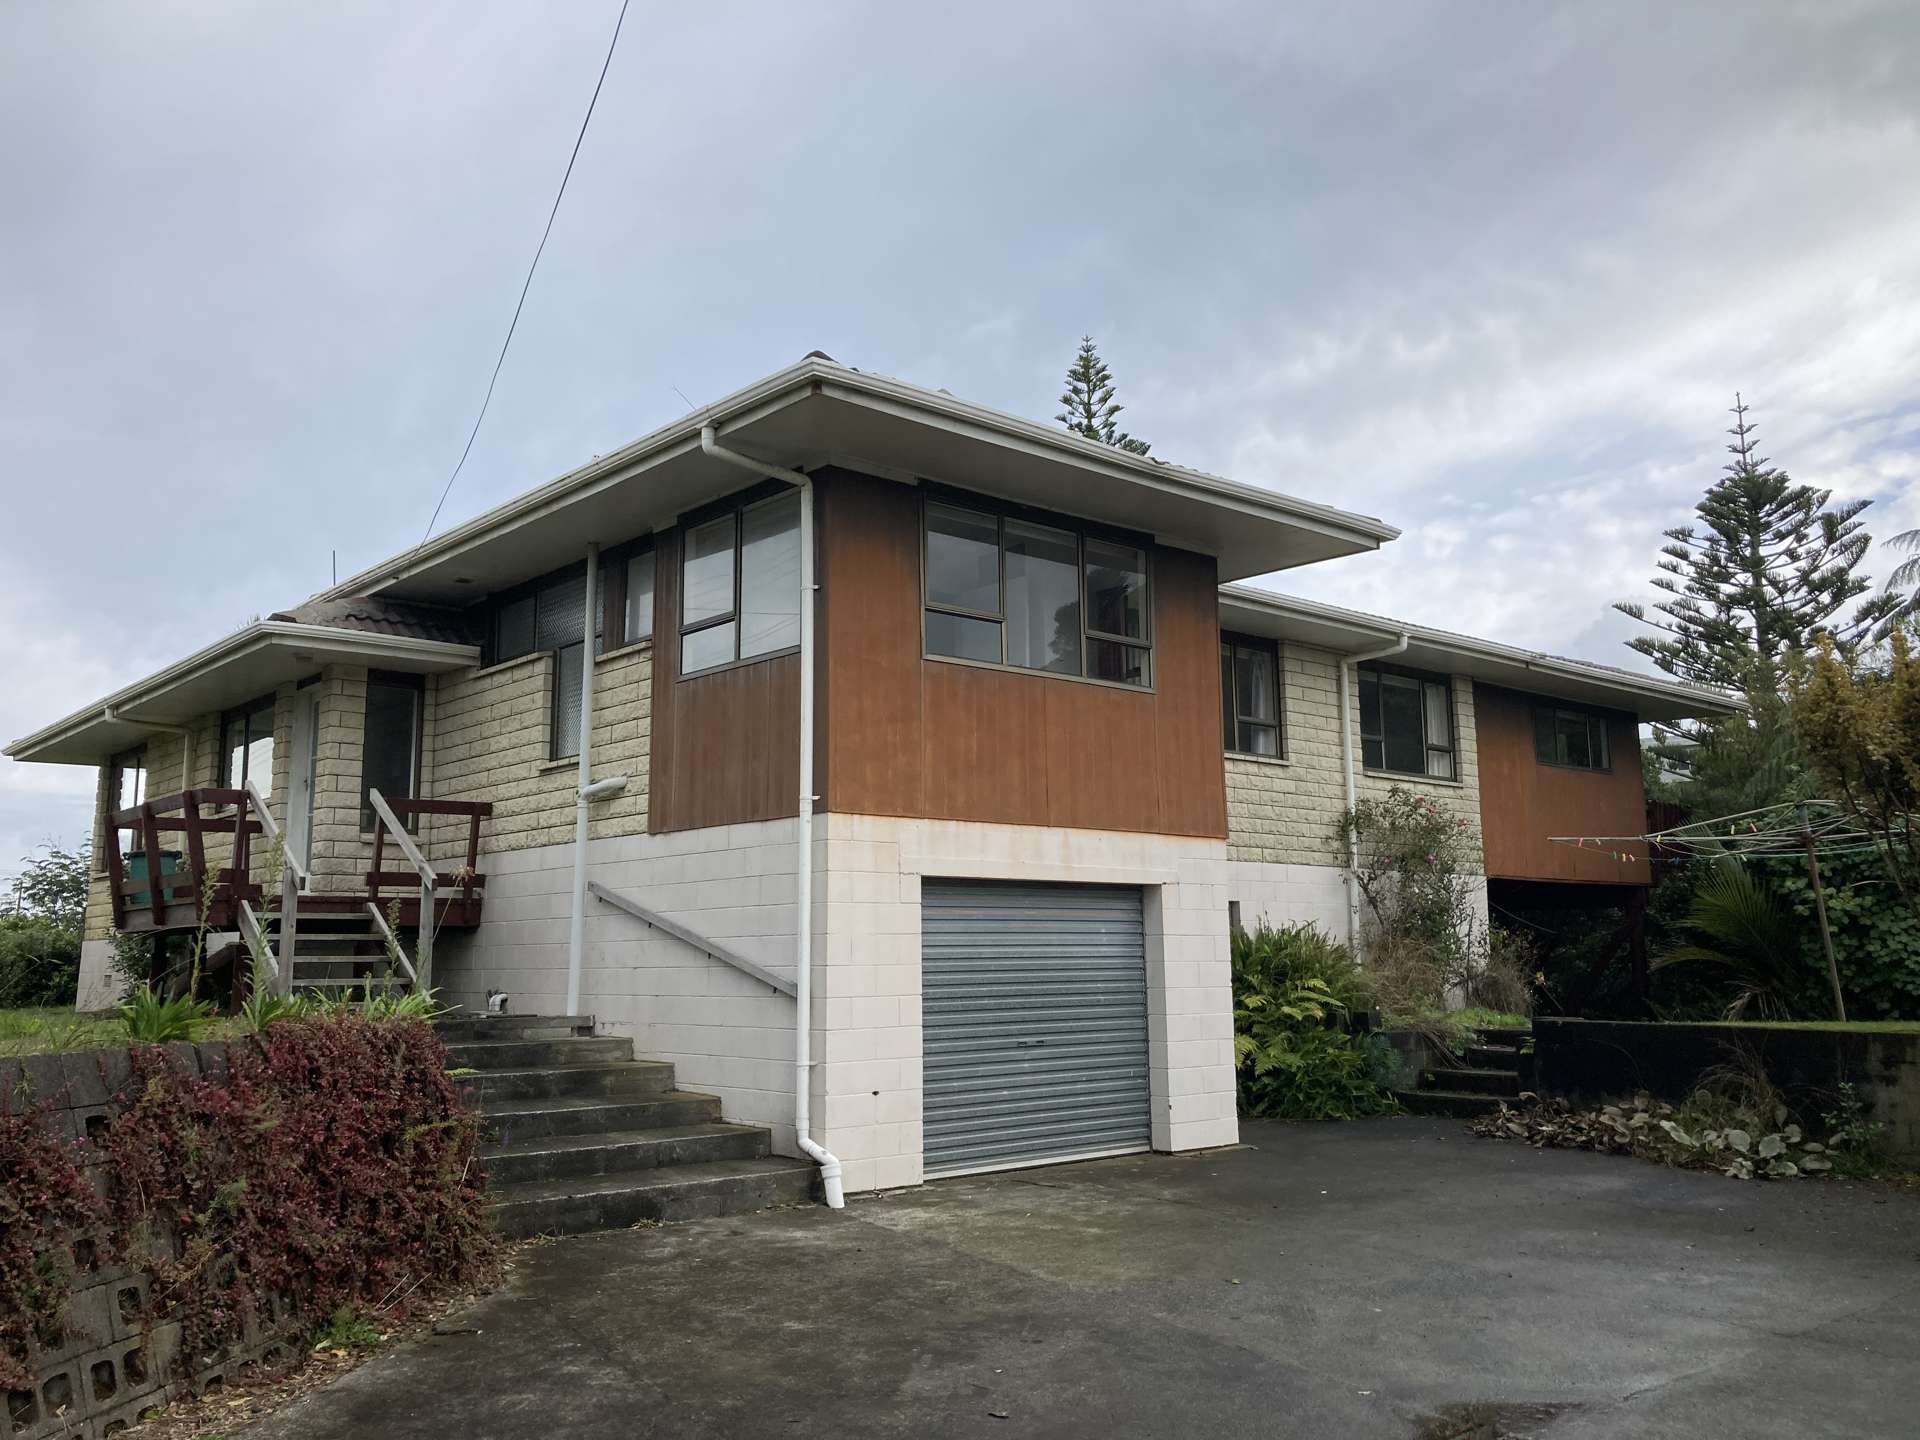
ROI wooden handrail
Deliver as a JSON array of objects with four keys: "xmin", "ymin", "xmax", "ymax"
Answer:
[
  {"xmin": 365, "ymin": 903, "xmax": 419, "ymax": 984},
  {"xmin": 245, "ymin": 780, "xmax": 309, "ymax": 888},
  {"xmin": 367, "ymin": 789, "xmax": 436, "ymax": 885}
]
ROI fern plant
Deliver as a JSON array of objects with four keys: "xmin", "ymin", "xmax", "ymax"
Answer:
[{"xmin": 1653, "ymin": 859, "xmax": 1812, "ymax": 1019}]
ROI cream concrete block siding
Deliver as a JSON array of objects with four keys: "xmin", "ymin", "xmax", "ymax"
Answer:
[
  {"xmin": 811, "ymin": 814, "xmax": 1239, "ymax": 1195},
  {"xmin": 1223, "ymin": 642, "xmax": 1485, "ymax": 938},
  {"xmin": 426, "ymin": 642, "xmax": 651, "ymax": 857},
  {"xmin": 430, "ymin": 819, "xmax": 800, "ymax": 1150}
]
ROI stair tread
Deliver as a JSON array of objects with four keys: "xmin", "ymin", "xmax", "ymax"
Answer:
[
  {"xmin": 438, "ymin": 1014, "xmax": 595, "ymax": 1027},
  {"xmin": 456, "ymin": 1060, "xmax": 672, "ymax": 1079},
  {"xmin": 445, "ymin": 1038, "xmax": 627, "ymax": 1053},
  {"xmin": 1427, "ymin": 1066, "xmax": 1520, "ymax": 1080},
  {"xmin": 486, "ymin": 1155, "xmax": 813, "ymax": 1206},
  {"xmin": 482, "ymin": 1089, "xmax": 718, "ymax": 1117},
  {"xmin": 480, "ymin": 1122, "xmax": 763, "ymax": 1161}
]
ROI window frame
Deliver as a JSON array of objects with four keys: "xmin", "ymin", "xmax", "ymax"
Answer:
[
  {"xmin": 1358, "ymin": 663, "xmax": 1457, "ymax": 780},
  {"xmin": 676, "ymin": 484, "xmax": 804, "ymax": 681},
  {"xmin": 918, "ymin": 487, "xmax": 1156, "ymax": 692},
  {"xmin": 1220, "ymin": 632, "xmax": 1283, "ymax": 758},
  {"xmin": 218, "ymin": 694, "xmax": 278, "ymax": 797},
  {"xmin": 359, "ymin": 671, "xmax": 426, "ymax": 831},
  {"xmin": 106, "ymin": 745, "xmax": 148, "ymax": 865},
  {"xmin": 1534, "ymin": 703, "xmax": 1613, "ymax": 772}
]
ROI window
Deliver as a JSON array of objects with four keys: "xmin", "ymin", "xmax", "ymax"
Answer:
[
  {"xmin": 1221, "ymin": 635, "xmax": 1281, "ymax": 756},
  {"xmin": 360, "ymin": 674, "xmax": 423, "ymax": 829},
  {"xmin": 623, "ymin": 550, "xmax": 655, "ymax": 644},
  {"xmin": 679, "ymin": 491, "xmax": 801, "ymax": 676},
  {"xmin": 1359, "ymin": 666, "xmax": 1454, "ymax": 779},
  {"xmin": 489, "ymin": 566, "xmax": 606, "ymax": 760},
  {"xmin": 220, "ymin": 696, "xmax": 276, "ymax": 797},
  {"xmin": 107, "ymin": 746, "xmax": 146, "ymax": 860},
  {"xmin": 1535, "ymin": 706, "xmax": 1611, "ymax": 771},
  {"xmin": 922, "ymin": 498, "xmax": 1152, "ymax": 687}
]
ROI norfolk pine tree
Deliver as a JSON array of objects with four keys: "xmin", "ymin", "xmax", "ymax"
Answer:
[{"xmin": 1057, "ymin": 336, "xmax": 1151, "ymax": 455}]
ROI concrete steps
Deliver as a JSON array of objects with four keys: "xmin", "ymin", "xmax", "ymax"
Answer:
[
  {"xmin": 442, "ymin": 1016, "xmax": 817, "ymax": 1238},
  {"xmin": 1395, "ymin": 1024, "xmax": 1530, "ymax": 1118}
]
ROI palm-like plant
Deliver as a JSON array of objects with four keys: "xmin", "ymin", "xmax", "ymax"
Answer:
[
  {"xmin": 1879, "ymin": 528, "xmax": 1920, "ymax": 639},
  {"xmin": 1653, "ymin": 860, "xmax": 1810, "ymax": 1019}
]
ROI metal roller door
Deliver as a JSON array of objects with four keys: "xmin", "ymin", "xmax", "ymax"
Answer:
[{"xmin": 922, "ymin": 881, "xmax": 1151, "ymax": 1178}]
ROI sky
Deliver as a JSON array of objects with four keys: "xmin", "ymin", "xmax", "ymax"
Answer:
[{"xmin": 3, "ymin": 0, "xmax": 1918, "ymax": 884}]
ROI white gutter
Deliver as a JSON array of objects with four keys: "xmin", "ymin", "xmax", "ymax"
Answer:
[
  {"xmin": 103, "ymin": 705, "xmax": 193, "ymax": 792},
  {"xmin": 1338, "ymin": 633, "xmax": 1409, "ymax": 947},
  {"xmin": 565, "ymin": 544, "xmax": 601, "ymax": 1017},
  {"xmin": 700, "ymin": 424, "xmax": 846, "ymax": 1210}
]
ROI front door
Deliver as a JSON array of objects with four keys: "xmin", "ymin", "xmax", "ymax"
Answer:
[{"xmin": 285, "ymin": 687, "xmax": 320, "ymax": 881}]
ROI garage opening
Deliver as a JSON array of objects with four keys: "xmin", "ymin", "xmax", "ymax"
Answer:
[{"xmin": 921, "ymin": 880, "xmax": 1151, "ymax": 1178}]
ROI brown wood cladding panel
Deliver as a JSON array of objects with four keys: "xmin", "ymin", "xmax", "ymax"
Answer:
[
  {"xmin": 816, "ymin": 468, "xmax": 1227, "ymax": 838},
  {"xmin": 1476, "ymin": 684, "xmax": 1650, "ymax": 884},
  {"xmin": 648, "ymin": 522, "xmax": 801, "ymax": 834}
]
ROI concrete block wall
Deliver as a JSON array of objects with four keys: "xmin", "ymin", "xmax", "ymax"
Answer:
[
  {"xmin": 811, "ymin": 815, "xmax": 1239, "ymax": 1194},
  {"xmin": 426, "ymin": 642, "xmax": 650, "ymax": 858},
  {"xmin": 430, "ymin": 819, "xmax": 799, "ymax": 1150},
  {"xmin": 1224, "ymin": 641, "xmax": 1483, "ymax": 870}
]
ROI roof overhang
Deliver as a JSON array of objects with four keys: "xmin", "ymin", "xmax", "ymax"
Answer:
[
  {"xmin": 328, "ymin": 356, "xmax": 1399, "ymax": 606},
  {"xmin": 1219, "ymin": 585, "xmax": 1744, "ymax": 724},
  {"xmin": 5, "ymin": 623, "xmax": 481, "ymax": 766}
]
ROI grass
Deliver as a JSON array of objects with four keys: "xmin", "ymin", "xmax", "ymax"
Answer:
[
  {"xmin": 1388, "ymin": 1006, "xmax": 1531, "ymax": 1046},
  {"xmin": 0, "ymin": 1005, "xmax": 245, "ymax": 1058}
]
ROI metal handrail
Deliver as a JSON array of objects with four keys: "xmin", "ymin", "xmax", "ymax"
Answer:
[{"xmin": 588, "ymin": 881, "xmax": 798, "ymax": 998}]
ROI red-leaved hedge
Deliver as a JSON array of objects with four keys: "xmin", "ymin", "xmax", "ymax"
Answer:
[{"xmin": 1, "ymin": 1016, "xmax": 497, "ymax": 1390}]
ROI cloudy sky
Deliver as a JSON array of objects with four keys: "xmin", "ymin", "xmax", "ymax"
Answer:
[{"xmin": 3, "ymin": 1, "xmax": 1918, "ymax": 881}]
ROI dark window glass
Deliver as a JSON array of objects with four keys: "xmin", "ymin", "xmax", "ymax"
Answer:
[
  {"xmin": 1359, "ymin": 667, "xmax": 1453, "ymax": 778},
  {"xmin": 925, "ymin": 610, "xmax": 1002, "ymax": 664},
  {"xmin": 109, "ymin": 747, "xmax": 147, "ymax": 859},
  {"xmin": 360, "ymin": 679, "xmax": 420, "ymax": 829},
  {"xmin": 923, "ymin": 499, "xmax": 1152, "ymax": 688},
  {"xmin": 1004, "ymin": 519, "xmax": 1081, "ymax": 674},
  {"xmin": 925, "ymin": 504, "xmax": 1000, "ymax": 613},
  {"xmin": 491, "ymin": 566, "xmax": 606, "ymax": 759},
  {"xmin": 1222, "ymin": 638, "xmax": 1280, "ymax": 756},
  {"xmin": 221, "ymin": 697, "xmax": 276, "ymax": 798},
  {"xmin": 625, "ymin": 551, "xmax": 655, "ymax": 642},
  {"xmin": 1535, "ymin": 707, "xmax": 1610, "ymax": 770},
  {"xmin": 740, "ymin": 493, "xmax": 802, "ymax": 657},
  {"xmin": 495, "ymin": 594, "xmax": 536, "ymax": 659}
]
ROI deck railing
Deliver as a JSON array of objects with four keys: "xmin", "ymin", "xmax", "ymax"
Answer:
[
  {"xmin": 367, "ymin": 792, "xmax": 492, "ymax": 992},
  {"xmin": 105, "ymin": 788, "xmax": 264, "ymax": 933}
]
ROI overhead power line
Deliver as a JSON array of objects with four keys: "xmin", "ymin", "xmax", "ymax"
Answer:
[{"xmin": 419, "ymin": 0, "xmax": 632, "ymax": 547}]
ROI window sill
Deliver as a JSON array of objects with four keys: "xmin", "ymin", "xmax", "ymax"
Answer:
[
  {"xmin": 537, "ymin": 756, "xmax": 581, "ymax": 774},
  {"xmin": 676, "ymin": 644, "xmax": 801, "ymax": 683},
  {"xmin": 924, "ymin": 652, "xmax": 1155, "ymax": 695},
  {"xmin": 1225, "ymin": 750, "xmax": 1290, "ymax": 768},
  {"xmin": 1535, "ymin": 760, "xmax": 1614, "ymax": 775},
  {"xmin": 600, "ymin": 639, "xmax": 651, "ymax": 663},
  {"xmin": 1362, "ymin": 768, "xmax": 1465, "ymax": 790}
]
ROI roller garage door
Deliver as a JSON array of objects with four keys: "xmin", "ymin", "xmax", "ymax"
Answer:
[{"xmin": 922, "ymin": 881, "xmax": 1151, "ymax": 1177}]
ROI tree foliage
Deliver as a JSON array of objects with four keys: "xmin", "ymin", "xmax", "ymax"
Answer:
[
  {"xmin": 0, "ymin": 841, "xmax": 88, "ymax": 1009},
  {"xmin": 1615, "ymin": 396, "xmax": 1896, "ymax": 738},
  {"xmin": 1057, "ymin": 336, "xmax": 1150, "ymax": 455},
  {"xmin": 1652, "ymin": 859, "xmax": 1812, "ymax": 1020},
  {"xmin": 1876, "ymin": 528, "xmax": 1920, "ymax": 639}
]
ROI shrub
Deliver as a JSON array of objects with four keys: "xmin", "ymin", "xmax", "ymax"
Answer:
[
  {"xmin": 1231, "ymin": 922, "xmax": 1398, "ymax": 1120},
  {"xmin": 0, "ymin": 1102, "xmax": 108, "ymax": 1390},
  {"xmin": 0, "ymin": 917, "xmax": 81, "ymax": 1010}
]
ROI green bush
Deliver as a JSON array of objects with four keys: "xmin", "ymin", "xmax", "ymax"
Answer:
[
  {"xmin": 1231, "ymin": 922, "xmax": 1397, "ymax": 1120},
  {"xmin": 0, "ymin": 916, "xmax": 80, "ymax": 1010}
]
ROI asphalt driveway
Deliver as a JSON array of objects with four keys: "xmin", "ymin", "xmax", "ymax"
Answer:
[{"xmin": 246, "ymin": 1118, "xmax": 1920, "ymax": 1439}]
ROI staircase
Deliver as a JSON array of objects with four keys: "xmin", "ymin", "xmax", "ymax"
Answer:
[
  {"xmin": 1396, "ymin": 1024, "xmax": 1532, "ymax": 1117},
  {"xmin": 241, "ymin": 908, "xmax": 422, "ymax": 998},
  {"xmin": 441, "ymin": 1014, "xmax": 818, "ymax": 1237}
]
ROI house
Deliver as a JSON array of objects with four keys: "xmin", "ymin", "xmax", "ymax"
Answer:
[{"xmin": 6, "ymin": 354, "xmax": 1736, "ymax": 1210}]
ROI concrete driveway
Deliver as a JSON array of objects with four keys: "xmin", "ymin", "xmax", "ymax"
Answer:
[{"xmin": 247, "ymin": 1118, "xmax": 1920, "ymax": 1439}]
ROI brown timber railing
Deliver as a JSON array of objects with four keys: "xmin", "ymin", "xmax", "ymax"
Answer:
[
  {"xmin": 366, "ymin": 791, "xmax": 492, "ymax": 992},
  {"xmin": 105, "ymin": 787, "xmax": 264, "ymax": 934}
]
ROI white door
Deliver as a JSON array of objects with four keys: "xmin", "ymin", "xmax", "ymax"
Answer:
[{"xmin": 285, "ymin": 688, "xmax": 320, "ymax": 881}]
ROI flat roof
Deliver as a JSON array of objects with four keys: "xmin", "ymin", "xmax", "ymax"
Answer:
[{"xmin": 1218, "ymin": 585, "xmax": 1743, "ymax": 724}]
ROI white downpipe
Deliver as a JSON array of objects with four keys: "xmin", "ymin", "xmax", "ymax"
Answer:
[
  {"xmin": 700, "ymin": 425, "xmax": 845, "ymax": 1209},
  {"xmin": 565, "ymin": 543, "xmax": 600, "ymax": 1017},
  {"xmin": 1338, "ymin": 633, "xmax": 1409, "ymax": 947}
]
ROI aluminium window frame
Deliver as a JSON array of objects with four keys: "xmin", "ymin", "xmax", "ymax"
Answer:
[
  {"xmin": 1220, "ymin": 631, "xmax": 1283, "ymax": 758},
  {"xmin": 676, "ymin": 483, "xmax": 804, "ymax": 681},
  {"xmin": 218, "ymin": 693, "xmax": 278, "ymax": 794},
  {"xmin": 1358, "ymin": 662, "xmax": 1458, "ymax": 781},
  {"xmin": 359, "ymin": 670, "xmax": 426, "ymax": 832},
  {"xmin": 918, "ymin": 486, "xmax": 1156, "ymax": 692},
  {"xmin": 1534, "ymin": 703, "xmax": 1613, "ymax": 773}
]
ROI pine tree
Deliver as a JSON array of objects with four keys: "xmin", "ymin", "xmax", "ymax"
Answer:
[
  {"xmin": 1615, "ymin": 395, "xmax": 1897, "ymax": 703},
  {"xmin": 1057, "ymin": 336, "xmax": 1150, "ymax": 455}
]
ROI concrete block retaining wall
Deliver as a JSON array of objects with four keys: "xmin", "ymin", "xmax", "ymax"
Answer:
[{"xmin": 1532, "ymin": 1018, "xmax": 1920, "ymax": 1163}]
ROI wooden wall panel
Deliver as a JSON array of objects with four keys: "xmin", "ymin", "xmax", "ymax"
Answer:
[
  {"xmin": 648, "ymin": 522, "xmax": 802, "ymax": 834},
  {"xmin": 1476, "ymin": 684, "xmax": 1650, "ymax": 884},
  {"xmin": 815, "ymin": 469, "xmax": 1227, "ymax": 839}
]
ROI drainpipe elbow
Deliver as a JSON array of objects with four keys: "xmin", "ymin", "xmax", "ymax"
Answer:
[{"xmin": 798, "ymin": 1136, "xmax": 845, "ymax": 1209}]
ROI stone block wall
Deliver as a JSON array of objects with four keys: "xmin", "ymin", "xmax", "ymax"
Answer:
[
  {"xmin": 1224, "ymin": 641, "xmax": 1483, "ymax": 870},
  {"xmin": 1, "ymin": 1043, "xmax": 304, "ymax": 1439}
]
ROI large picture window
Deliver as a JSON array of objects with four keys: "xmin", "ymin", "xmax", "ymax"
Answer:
[
  {"xmin": 923, "ymin": 498, "xmax": 1152, "ymax": 687},
  {"xmin": 1359, "ymin": 666, "xmax": 1454, "ymax": 779},
  {"xmin": 220, "ymin": 696, "xmax": 276, "ymax": 797},
  {"xmin": 1535, "ymin": 705, "xmax": 1611, "ymax": 771},
  {"xmin": 679, "ymin": 491, "xmax": 802, "ymax": 676},
  {"xmin": 360, "ymin": 673, "xmax": 423, "ymax": 829},
  {"xmin": 1221, "ymin": 635, "xmax": 1281, "ymax": 756}
]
